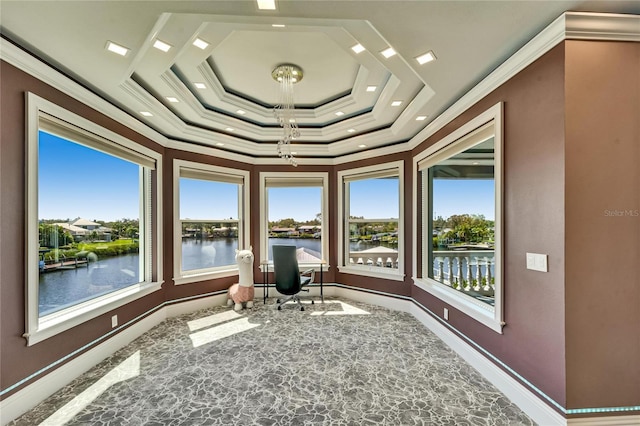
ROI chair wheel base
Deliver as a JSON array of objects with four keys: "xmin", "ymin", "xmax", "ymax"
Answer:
[
  {"xmin": 311, "ymin": 300, "xmax": 314, "ymax": 305},
  {"xmin": 300, "ymin": 306, "xmax": 305, "ymax": 311},
  {"xmin": 277, "ymin": 305, "xmax": 282, "ymax": 310}
]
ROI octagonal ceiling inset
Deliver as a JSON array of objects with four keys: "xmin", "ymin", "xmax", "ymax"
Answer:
[
  {"xmin": 210, "ymin": 30, "xmax": 359, "ymax": 107},
  {"xmin": 122, "ymin": 12, "xmax": 435, "ymax": 157}
]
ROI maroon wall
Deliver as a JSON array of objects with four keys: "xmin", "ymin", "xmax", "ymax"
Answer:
[
  {"xmin": 411, "ymin": 44, "xmax": 568, "ymax": 407},
  {"xmin": 2, "ymin": 38, "xmax": 639, "ymax": 418},
  {"xmin": 161, "ymin": 148, "xmax": 253, "ymax": 301},
  {"xmin": 0, "ymin": 61, "xmax": 166, "ymax": 397},
  {"xmin": 334, "ymin": 151, "xmax": 414, "ymax": 297},
  {"xmin": 564, "ymin": 40, "xmax": 640, "ymax": 410}
]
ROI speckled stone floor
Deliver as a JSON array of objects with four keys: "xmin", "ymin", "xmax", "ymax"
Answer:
[{"xmin": 11, "ymin": 298, "xmax": 535, "ymax": 425}]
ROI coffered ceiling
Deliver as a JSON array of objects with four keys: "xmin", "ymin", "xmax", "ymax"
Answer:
[{"xmin": 1, "ymin": 1, "xmax": 638, "ymax": 161}]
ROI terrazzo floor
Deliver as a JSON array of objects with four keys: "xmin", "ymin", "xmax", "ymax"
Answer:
[{"xmin": 12, "ymin": 297, "xmax": 536, "ymax": 425}]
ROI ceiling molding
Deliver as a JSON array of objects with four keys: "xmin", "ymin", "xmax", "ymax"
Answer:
[
  {"xmin": 2, "ymin": 12, "xmax": 637, "ymax": 166},
  {"xmin": 407, "ymin": 11, "xmax": 640, "ymax": 151}
]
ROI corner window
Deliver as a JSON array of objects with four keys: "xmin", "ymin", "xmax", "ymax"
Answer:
[
  {"xmin": 26, "ymin": 93, "xmax": 162, "ymax": 345},
  {"xmin": 414, "ymin": 103, "xmax": 503, "ymax": 333},
  {"xmin": 338, "ymin": 162, "xmax": 404, "ymax": 280},
  {"xmin": 259, "ymin": 172, "xmax": 328, "ymax": 268},
  {"xmin": 173, "ymin": 161, "xmax": 250, "ymax": 283}
]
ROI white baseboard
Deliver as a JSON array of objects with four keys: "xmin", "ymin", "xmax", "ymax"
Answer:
[
  {"xmin": 3, "ymin": 288, "xmax": 637, "ymax": 426},
  {"xmin": 0, "ymin": 308, "xmax": 166, "ymax": 425},
  {"xmin": 165, "ymin": 294, "xmax": 228, "ymax": 317},
  {"xmin": 407, "ymin": 303, "xmax": 567, "ymax": 426},
  {"xmin": 567, "ymin": 415, "xmax": 640, "ymax": 425}
]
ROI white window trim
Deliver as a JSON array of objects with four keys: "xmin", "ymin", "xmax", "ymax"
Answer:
[
  {"xmin": 25, "ymin": 92, "xmax": 163, "ymax": 346},
  {"xmin": 412, "ymin": 102, "xmax": 504, "ymax": 333},
  {"xmin": 259, "ymin": 171, "xmax": 329, "ymax": 270},
  {"xmin": 337, "ymin": 161, "xmax": 405, "ymax": 281},
  {"xmin": 173, "ymin": 160, "xmax": 250, "ymax": 284}
]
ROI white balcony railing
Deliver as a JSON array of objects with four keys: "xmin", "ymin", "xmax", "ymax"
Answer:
[
  {"xmin": 432, "ymin": 250, "xmax": 495, "ymax": 299},
  {"xmin": 348, "ymin": 247, "xmax": 399, "ymax": 269}
]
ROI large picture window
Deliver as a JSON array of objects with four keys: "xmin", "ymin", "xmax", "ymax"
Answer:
[
  {"xmin": 259, "ymin": 172, "xmax": 328, "ymax": 268},
  {"xmin": 26, "ymin": 93, "xmax": 162, "ymax": 345},
  {"xmin": 414, "ymin": 103, "xmax": 503, "ymax": 332},
  {"xmin": 173, "ymin": 161, "xmax": 249, "ymax": 283},
  {"xmin": 338, "ymin": 162, "xmax": 404, "ymax": 280}
]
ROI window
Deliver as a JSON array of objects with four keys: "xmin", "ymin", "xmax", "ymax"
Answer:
[
  {"xmin": 259, "ymin": 172, "xmax": 328, "ymax": 268},
  {"xmin": 414, "ymin": 103, "xmax": 503, "ymax": 333},
  {"xmin": 26, "ymin": 93, "xmax": 162, "ymax": 345},
  {"xmin": 338, "ymin": 162, "xmax": 404, "ymax": 280},
  {"xmin": 173, "ymin": 160, "xmax": 250, "ymax": 283}
]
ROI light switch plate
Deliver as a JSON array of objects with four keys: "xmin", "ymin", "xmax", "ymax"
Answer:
[{"xmin": 526, "ymin": 253, "xmax": 548, "ymax": 272}]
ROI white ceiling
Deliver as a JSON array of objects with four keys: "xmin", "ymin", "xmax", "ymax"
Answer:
[{"xmin": 1, "ymin": 1, "xmax": 639, "ymax": 160}]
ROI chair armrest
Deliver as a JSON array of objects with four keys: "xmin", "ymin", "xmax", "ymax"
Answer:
[{"xmin": 300, "ymin": 268, "xmax": 315, "ymax": 287}]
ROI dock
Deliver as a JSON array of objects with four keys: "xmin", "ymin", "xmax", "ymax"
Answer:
[{"xmin": 40, "ymin": 255, "xmax": 89, "ymax": 273}]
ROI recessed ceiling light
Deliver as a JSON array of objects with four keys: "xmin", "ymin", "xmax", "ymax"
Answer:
[
  {"xmin": 472, "ymin": 162, "xmax": 480, "ymax": 165},
  {"xmin": 272, "ymin": 24, "xmax": 286, "ymax": 28},
  {"xmin": 153, "ymin": 39, "xmax": 172, "ymax": 52},
  {"xmin": 105, "ymin": 41, "xmax": 129, "ymax": 56},
  {"xmin": 193, "ymin": 38, "xmax": 209, "ymax": 50},
  {"xmin": 366, "ymin": 86, "xmax": 377, "ymax": 92},
  {"xmin": 351, "ymin": 43, "xmax": 365, "ymax": 54},
  {"xmin": 257, "ymin": 0, "xmax": 276, "ymax": 10},
  {"xmin": 358, "ymin": 144, "xmax": 367, "ymax": 148},
  {"xmin": 290, "ymin": 151, "xmax": 297, "ymax": 155},
  {"xmin": 194, "ymin": 82, "xmax": 206, "ymax": 89},
  {"xmin": 335, "ymin": 111, "xmax": 345, "ymax": 116},
  {"xmin": 225, "ymin": 127, "xmax": 234, "ymax": 132},
  {"xmin": 289, "ymin": 118, "xmax": 296, "ymax": 123},
  {"xmin": 416, "ymin": 50, "xmax": 437, "ymax": 65},
  {"xmin": 216, "ymin": 142, "xmax": 225, "ymax": 147},
  {"xmin": 347, "ymin": 129, "xmax": 356, "ymax": 133},
  {"xmin": 416, "ymin": 115, "xmax": 427, "ymax": 121},
  {"xmin": 380, "ymin": 47, "xmax": 396, "ymax": 59},
  {"xmin": 140, "ymin": 111, "xmax": 153, "ymax": 117},
  {"xmin": 166, "ymin": 97, "xmax": 179, "ymax": 103},
  {"xmin": 236, "ymin": 110, "xmax": 246, "ymax": 115},
  {"xmin": 391, "ymin": 101, "xmax": 403, "ymax": 107}
]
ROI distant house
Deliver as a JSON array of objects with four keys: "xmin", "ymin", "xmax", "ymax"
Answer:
[
  {"xmin": 72, "ymin": 218, "xmax": 102, "ymax": 230},
  {"xmin": 56, "ymin": 218, "xmax": 112, "ymax": 241},
  {"xmin": 270, "ymin": 227, "xmax": 298, "ymax": 237}
]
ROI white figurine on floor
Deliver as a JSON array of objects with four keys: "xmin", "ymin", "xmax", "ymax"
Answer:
[{"xmin": 226, "ymin": 247, "xmax": 255, "ymax": 311}]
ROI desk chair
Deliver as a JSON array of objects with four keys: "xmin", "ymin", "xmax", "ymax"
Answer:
[{"xmin": 272, "ymin": 245, "xmax": 315, "ymax": 311}]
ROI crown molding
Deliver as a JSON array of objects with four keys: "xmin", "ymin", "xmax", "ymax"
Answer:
[
  {"xmin": 0, "ymin": 38, "xmax": 171, "ymax": 149},
  {"xmin": 3, "ymin": 12, "xmax": 637, "ymax": 166},
  {"xmin": 407, "ymin": 12, "xmax": 640, "ymax": 151}
]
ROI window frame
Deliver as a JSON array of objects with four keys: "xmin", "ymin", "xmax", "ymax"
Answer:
[
  {"xmin": 173, "ymin": 159, "xmax": 250, "ymax": 284},
  {"xmin": 25, "ymin": 92, "xmax": 163, "ymax": 346},
  {"xmin": 413, "ymin": 102, "xmax": 504, "ymax": 333},
  {"xmin": 338, "ymin": 161, "xmax": 405, "ymax": 281},
  {"xmin": 259, "ymin": 171, "xmax": 329, "ymax": 271}
]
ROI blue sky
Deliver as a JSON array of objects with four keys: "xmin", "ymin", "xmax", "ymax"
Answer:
[
  {"xmin": 39, "ymin": 132, "xmax": 139, "ymax": 222},
  {"xmin": 180, "ymin": 178, "xmax": 238, "ymax": 220},
  {"xmin": 433, "ymin": 179, "xmax": 495, "ymax": 220},
  {"xmin": 39, "ymin": 131, "xmax": 494, "ymax": 223}
]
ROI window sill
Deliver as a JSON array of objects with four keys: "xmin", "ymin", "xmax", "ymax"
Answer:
[
  {"xmin": 25, "ymin": 280, "xmax": 163, "ymax": 346},
  {"xmin": 174, "ymin": 268, "xmax": 239, "ymax": 285},
  {"xmin": 413, "ymin": 277, "xmax": 503, "ymax": 334},
  {"xmin": 259, "ymin": 263, "xmax": 330, "ymax": 273},
  {"xmin": 338, "ymin": 266, "xmax": 405, "ymax": 281}
]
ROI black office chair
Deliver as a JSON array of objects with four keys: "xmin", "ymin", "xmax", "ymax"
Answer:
[{"xmin": 272, "ymin": 245, "xmax": 315, "ymax": 311}]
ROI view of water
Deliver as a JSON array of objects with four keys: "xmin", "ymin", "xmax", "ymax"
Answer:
[
  {"xmin": 39, "ymin": 238, "xmax": 399, "ymax": 316},
  {"xmin": 182, "ymin": 238, "xmax": 239, "ymax": 271},
  {"xmin": 39, "ymin": 253, "xmax": 140, "ymax": 316}
]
